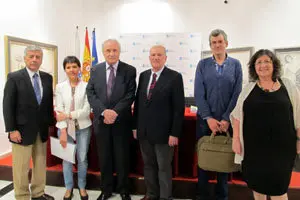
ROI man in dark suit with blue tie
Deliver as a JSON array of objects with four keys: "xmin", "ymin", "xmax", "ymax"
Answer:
[
  {"xmin": 86, "ymin": 39, "xmax": 136, "ymax": 200},
  {"xmin": 3, "ymin": 45, "xmax": 54, "ymax": 200},
  {"xmin": 133, "ymin": 45, "xmax": 185, "ymax": 200}
]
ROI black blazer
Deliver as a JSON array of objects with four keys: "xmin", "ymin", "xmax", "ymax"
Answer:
[
  {"xmin": 86, "ymin": 61, "xmax": 136, "ymax": 135},
  {"xmin": 133, "ymin": 67, "xmax": 185, "ymax": 144},
  {"xmin": 3, "ymin": 68, "xmax": 54, "ymax": 145}
]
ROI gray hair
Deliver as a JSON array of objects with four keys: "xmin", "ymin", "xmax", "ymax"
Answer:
[
  {"xmin": 150, "ymin": 45, "xmax": 167, "ymax": 55},
  {"xmin": 209, "ymin": 29, "xmax": 228, "ymax": 44},
  {"xmin": 102, "ymin": 39, "xmax": 121, "ymax": 51},
  {"xmin": 24, "ymin": 45, "xmax": 43, "ymax": 57}
]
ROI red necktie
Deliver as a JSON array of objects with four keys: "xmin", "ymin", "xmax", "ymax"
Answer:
[{"xmin": 147, "ymin": 73, "xmax": 157, "ymax": 100}]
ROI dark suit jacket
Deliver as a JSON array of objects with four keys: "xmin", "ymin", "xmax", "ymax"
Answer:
[
  {"xmin": 3, "ymin": 68, "xmax": 54, "ymax": 145},
  {"xmin": 86, "ymin": 61, "xmax": 136, "ymax": 135},
  {"xmin": 133, "ymin": 67, "xmax": 185, "ymax": 144}
]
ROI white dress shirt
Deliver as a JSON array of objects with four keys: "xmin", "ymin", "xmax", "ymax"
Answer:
[
  {"xmin": 147, "ymin": 66, "xmax": 164, "ymax": 95},
  {"xmin": 105, "ymin": 61, "xmax": 119, "ymax": 83}
]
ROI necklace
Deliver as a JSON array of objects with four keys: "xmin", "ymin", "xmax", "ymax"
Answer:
[{"xmin": 257, "ymin": 80, "xmax": 278, "ymax": 92}]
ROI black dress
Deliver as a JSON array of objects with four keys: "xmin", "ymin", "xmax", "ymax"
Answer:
[{"xmin": 242, "ymin": 84, "xmax": 297, "ymax": 195}]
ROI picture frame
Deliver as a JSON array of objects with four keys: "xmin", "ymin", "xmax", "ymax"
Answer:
[
  {"xmin": 274, "ymin": 47, "xmax": 300, "ymax": 89},
  {"xmin": 201, "ymin": 47, "xmax": 254, "ymax": 85},
  {"xmin": 4, "ymin": 35, "xmax": 58, "ymax": 85}
]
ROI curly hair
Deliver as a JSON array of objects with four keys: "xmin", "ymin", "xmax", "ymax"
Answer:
[{"xmin": 248, "ymin": 49, "xmax": 282, "ymax": 82}]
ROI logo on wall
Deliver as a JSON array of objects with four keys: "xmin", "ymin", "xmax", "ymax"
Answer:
[
  {"xmin": 132, "ymin": 42, "xmax": 141, "ymax": 46},
  {"xmin": 166, "ymin": 34, "xmax": 177, "ymax": 38},
  {"xmin": 166, "ymin": 49, "xmax": 175, "ymax": 53},
  {"xmin": 141, "ymin": 64, "xmax": 151, "ymax": 68},
  {"xmin": 189, "ymin": 64, "xmax": 197, "ymax": 68},
  {"xmin": 189, "ymin": 34, "xmax": 201, "ymax": 38},
  {"xmin": 179, "ymin": 56, "xmax": 189, "ymax": 61},
  {"xmin": 189, "ymin": 49, "xmax": 199, "ymax": 53},
  {"xmin": 179, "ymin": 41, "xmax": 188, "ymax": 46},
  {"xmin": 132, "ymin": 56, "xmax": 142, "ymax": 60}
]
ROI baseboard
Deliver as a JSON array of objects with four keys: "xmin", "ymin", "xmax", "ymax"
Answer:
[{"xmin": 0, "ymin": 151, "xmax": 11, "ymax": 159}]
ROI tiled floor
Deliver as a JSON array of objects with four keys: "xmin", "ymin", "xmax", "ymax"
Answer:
[{"xmin": 0, "ymin": 180, "xmax": 152, "ymax": 200}]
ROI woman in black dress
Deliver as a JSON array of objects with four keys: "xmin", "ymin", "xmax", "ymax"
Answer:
[{"xmin": 231, "ymin": 49, "xmax": 300, "ymax": 200}]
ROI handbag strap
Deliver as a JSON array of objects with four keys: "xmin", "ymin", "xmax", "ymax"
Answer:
[{"xmin": 209, "ymin": 131, "xmax": 231, "ymax": 143}]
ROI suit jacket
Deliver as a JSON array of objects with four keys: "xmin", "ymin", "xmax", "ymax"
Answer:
[
  {"xmin": 55, "ymin": 80, "xmax": 92, "ymax": 130},
  {"xmin": 3, "ymin": 68, "xmax": 54, "ymax": 145},
  {"xmin": 133, "ymin": 67, "xmax": 185, "ymax": 144},
  {"xmin": 86, "ymin": 61, "xmax": 136, "ymax": 135}
]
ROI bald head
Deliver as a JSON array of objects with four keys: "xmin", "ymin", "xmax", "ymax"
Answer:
[{"xmin": 149, "ymin": 45, "xmax": 167, "ymax": 72}]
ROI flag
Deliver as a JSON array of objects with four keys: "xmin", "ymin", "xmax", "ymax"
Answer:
[
  {"xmin": 92, "ymin": 28, "xmax": 99, "ymax": 66},
  {"xmin": 81, "ymin": 27, "xmax": 91, "ymax": 82},
  {"xmin": 75, "ymin": 26, "xmax": 80, "ymax": 58},
  {"xmin": 75, "ymin": 26, "xmax": 82, "ymax": 79}
]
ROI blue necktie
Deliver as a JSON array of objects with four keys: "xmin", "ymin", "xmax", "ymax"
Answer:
[{"xmin": 33, "ymin": 73, "xmax": 42, "ymax": 104}]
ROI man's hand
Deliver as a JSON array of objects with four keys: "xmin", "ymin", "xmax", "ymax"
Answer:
[
  {"xmin": 297, "ymin": 140, "xmax": 300, "ymax": 154},
  {"xmin": 103, "ymin": 109, "xmax": 118, "ymax": 124},
  {"xmin": 132, "ymin": 130, "xmax": 137, "ymax": 139},
  {"xmin": 9, "ymin": 130, "xmax": 22, "ymax": 143},
  {"xmin": 220, "ymin": 120, "xmax": 230, "ymax": 133},
  {"xmin": 207, "ymin": 118, "xmax": 222, "ymax": 135},
  {"xmin": 56, "ymin": 111, "xmax": 68, "ymax": 122},
  {"xmin": 168, "ymin": 136, "xmax": 178, "ymax": 147},
  {"xmin": 59, "ymin": 129, "xmax": 68, "ymax": 148}
]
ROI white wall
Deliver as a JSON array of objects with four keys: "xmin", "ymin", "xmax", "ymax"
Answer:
[
  {"xmin": 86, "ymin": 0, "xmax": 300, "ymax": 52},
  {"xmin": 0, "ymin": 0, "xmax": 84, "ymax": 156},
  {"xmin": 1, "ymin": 0, "xmax": 300, "ymax": 155}
]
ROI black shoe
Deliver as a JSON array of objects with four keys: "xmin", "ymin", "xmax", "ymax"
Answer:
[
  {"xmin": 63, "ymin": 189, "xmax": 73, "ymax": 200},
  {"xmin": 32, "ymin": 193, "xmax": 55, "ymax": 200},
  {"xmin": 140, "ymin": 196, "xmax": 159, "ymax": 200},
  {"xmin": 97, "ymin": 192, "xmax": 112, "ymax": 200},
  {"xmin": 79, "ymin": 190, "xmax": 89, "ymax": 200},
  {"xmin": 121, "ymin": 193, "xmax": 131, "ymax": 200},
  {"xmin": 193, "ymin": 195, "xmax": 211, "ymax": 200}
]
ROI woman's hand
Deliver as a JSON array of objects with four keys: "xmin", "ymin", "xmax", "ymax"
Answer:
[
  {"xmin": 232, "ymin": 137, "xmax": 242, "ymax": 155},
  {"xmin": 59, "ymin": 129, "xmax": 68, "ymax": 148},
  {"xmin": 56, "ymin": 111, "xmax": 68, "ymax": 122}
]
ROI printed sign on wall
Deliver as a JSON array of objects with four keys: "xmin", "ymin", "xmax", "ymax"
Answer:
[{"xmin": 119, "ymin": 33, "xmax": 202, "ymax": 97}]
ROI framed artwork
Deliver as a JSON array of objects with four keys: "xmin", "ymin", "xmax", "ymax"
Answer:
[
  {"xmin": 274, "ymin": 47, "xmax": 300, "ymax": 89},
  {"xmin": 201, "ymin": 47, "xmax": 254, "ymax": 85},
  {"xmin": 4, "ymin": 35, "xmax": 58, "ymax": 85}
]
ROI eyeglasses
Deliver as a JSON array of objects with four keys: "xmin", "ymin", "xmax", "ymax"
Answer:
[{"xmin": 255, "ymin": 60, "xmax": 272, "ymax": 66}]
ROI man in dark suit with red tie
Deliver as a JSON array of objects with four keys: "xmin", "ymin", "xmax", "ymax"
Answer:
[
  {"xmin": 133, "ymin": 45, "xmax": 185, "ymax": 200},
  {"xmin": 86, "ymin": 39, "xmax": 136, "ymax": 200},
  {"xmin": 3, "ymin": 45, "xmax": 54, "ymax": 200}
]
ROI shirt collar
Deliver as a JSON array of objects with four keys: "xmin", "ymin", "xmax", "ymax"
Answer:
[
  {"xmin": 106, "ymin": 61, "xmax": 119, "ymax": 71},
  {"xmin": 26, "ymin": 67, "xmax": 40, "ymax": 78},
  {"xmin": 151, "ymin": 66, "xmax": 165, "ymax": 76},
  {"xmin": 212, "ymin": 54, "xmax": 228, "ymax": 65}
]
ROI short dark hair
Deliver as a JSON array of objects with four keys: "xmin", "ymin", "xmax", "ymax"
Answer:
[
  {"xmin": 248, "ymin": 49, "xmax": 282, "ymax": 82},
  {"xmin": 63, "ymin": 56, "xmax": 81, "ymax": 70}
]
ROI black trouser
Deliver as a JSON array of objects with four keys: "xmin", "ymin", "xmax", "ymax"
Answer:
[
  {"xmin": 95, "ymin": 126, "xmax": 130, "ymax": 194},
  {"xmin": 140, "ymin": 139, "xmax": 174, "ymax": 199}
]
